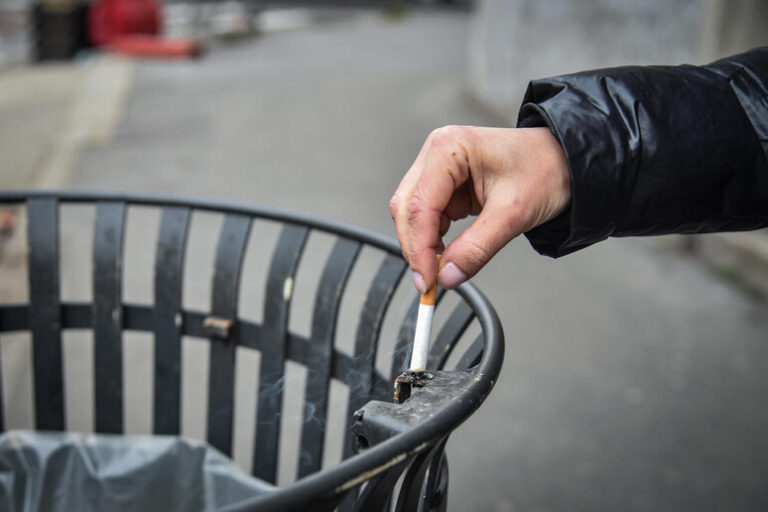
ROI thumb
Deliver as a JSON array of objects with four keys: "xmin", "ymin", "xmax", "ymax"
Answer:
[{"xmin": 438, "ymin": 199, "xmax": 523, "ymax": 288}]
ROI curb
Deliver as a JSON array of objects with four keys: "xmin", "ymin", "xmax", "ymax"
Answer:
[{"xmin": 32, "ymin": 55, "xmax": 135, "ymax": 188}]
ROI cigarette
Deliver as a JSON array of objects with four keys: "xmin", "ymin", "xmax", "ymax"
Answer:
[{"xmin": 409, "ymin": 256, "xmax": 439, "ymax": 371}]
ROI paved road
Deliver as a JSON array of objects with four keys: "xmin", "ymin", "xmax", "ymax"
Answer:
[{"xmin": 57, "ymin": 8, "xmax": 768, "ymax": 512}]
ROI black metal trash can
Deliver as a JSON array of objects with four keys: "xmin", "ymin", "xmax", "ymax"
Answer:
[{"xmin": 0, "ymin": 190, "xmax": 504, "ymax": 511}]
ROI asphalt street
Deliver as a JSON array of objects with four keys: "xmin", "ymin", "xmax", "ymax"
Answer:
[{"xmin": 16, "ymin": 8, "xmax": 768, "ymax": 512}]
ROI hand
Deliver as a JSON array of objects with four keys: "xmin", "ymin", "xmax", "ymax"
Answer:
[{"xmin": 389, "ymin": 125, "xmax": 570, "ymax": 293}]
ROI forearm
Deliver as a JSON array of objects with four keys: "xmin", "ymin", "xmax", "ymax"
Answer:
[{"xmin": 518, "ymin": 47, "xmax": 768, "ymax": 257}]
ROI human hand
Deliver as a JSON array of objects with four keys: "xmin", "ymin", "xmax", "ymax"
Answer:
[{"xmin": 389, "ymin": 125, "xmax": 570, "ymax": 293}]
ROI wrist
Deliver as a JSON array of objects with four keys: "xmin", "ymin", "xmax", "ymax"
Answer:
[{"xmin": 533, "ymin": 127, "xmax": 571, "ymax": 220}]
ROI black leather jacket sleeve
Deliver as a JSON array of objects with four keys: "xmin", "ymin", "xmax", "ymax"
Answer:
[{"xmin": 518, "ymin": 47, "xmax": 768, "ymax": 258}]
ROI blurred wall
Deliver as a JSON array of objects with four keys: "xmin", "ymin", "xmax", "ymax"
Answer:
[
  {"xmin": 468, "ymin": 0, "xmax": 768, "ymax": 123},
  {"xmin": 700, "ymin": 0, "xmax": 768, "ymax": 60}
]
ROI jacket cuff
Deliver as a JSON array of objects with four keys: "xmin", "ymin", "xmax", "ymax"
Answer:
[
  {"xmin": 516, "ymin": 85, "xmax": 617, "ymax": 257},
  {"xmin": 515, "ymin": 50, "xmax": 768, "ymax": 258}
]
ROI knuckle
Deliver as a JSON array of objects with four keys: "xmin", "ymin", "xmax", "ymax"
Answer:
[
  {"xmin": 430, "ymin": 125, "xmax": 465, "ymax": 145},
  {"xmin": 388, "ymin": 195, "xmax": 400, "ymax": 219},
  {"xmin": 406, "ymin": 197, "xmax": 426, "ymax": 224}
]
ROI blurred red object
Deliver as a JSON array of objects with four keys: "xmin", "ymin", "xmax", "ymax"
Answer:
[
  {"xmin": 107, "ymin": 35, "xmax": 203, "ymax": 59},
  {"xmin": 89, "ymin": 0, "xmax": 201, "ymax": 58},
  {"xmin": 89, "ymin": 0, "xmax": 162, "ymax": 47}
]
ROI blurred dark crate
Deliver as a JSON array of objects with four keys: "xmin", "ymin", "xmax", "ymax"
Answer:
[{"xmin": 32, "ymin": 1, "xmax": 90, "ymax": 61}]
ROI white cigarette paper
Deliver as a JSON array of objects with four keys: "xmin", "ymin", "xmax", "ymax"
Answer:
[
  {"xmin": 409, "ymin": 257, "xmax": 439, "ymax": 371},
  {"xmin": 409, "ymin": 302, "xmax": 434, "ymax": 371}
]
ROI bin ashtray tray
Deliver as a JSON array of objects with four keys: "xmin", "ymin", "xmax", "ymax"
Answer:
[
  {"xmin": 353, "ymin": 370, "xmax": 473, "ymax": 452},
  {"xmin": 393, "ymin": 369, "xmax": 432, "ymax": 404}
]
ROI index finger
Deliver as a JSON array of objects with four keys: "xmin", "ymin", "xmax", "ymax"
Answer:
[{"xmin": 396, "ymin": 128, "xmax": 473, "ymax": 289}]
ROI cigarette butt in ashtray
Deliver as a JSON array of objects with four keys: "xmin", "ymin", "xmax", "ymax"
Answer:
[{"xmin": 394, "ymin": 255, "xmax": 439, "ymax": 404}]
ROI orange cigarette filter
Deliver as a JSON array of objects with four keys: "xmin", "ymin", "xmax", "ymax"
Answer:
[{"xmin": 419, "ymin": 255, "xmax": 440, "ymax": 305}]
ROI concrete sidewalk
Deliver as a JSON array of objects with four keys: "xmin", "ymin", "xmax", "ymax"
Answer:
[{"xmin": 0, "ymin": 56, "xmax": 134, "ymax": 189}]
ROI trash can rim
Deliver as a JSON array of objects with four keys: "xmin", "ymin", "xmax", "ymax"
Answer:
[{"xmin": 0, "ymin": 188, "xmax": 401, "ymax": 256}]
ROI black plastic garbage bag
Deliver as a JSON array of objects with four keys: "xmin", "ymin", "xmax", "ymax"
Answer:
[{"xmin": 0, "ymin": 431, "xmax": 274, "ymax": 512}]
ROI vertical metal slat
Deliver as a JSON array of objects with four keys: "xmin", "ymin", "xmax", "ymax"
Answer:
[
  {"xmin": 420, "ymin": 441, "xmax": 449, "ymax": 512},
  {"xmin": 93, "ymin": 201, "xmax": 126, "ymax": 434},
  {"xmin": 343, "ymin": 255, "xmax": 406, "ymax": 458},
  {"xmin": 153, "ymin": 206, "xmax": 190, "ymax": 435},
  {"xmin": 297, "ymin": 237, "xmax": 361, "ymax": 479},
  {"xmin": 252, "ymin": 224, "xmax": 308, "ymax": 482},
  {"xmin": 0, "ymin": 350, "xmax": 4, "ymax": 432},
  {"xmin": 206, "ymin": 214, "xmax": 251, "ymax": 456},
  {"xmin": 27, "ymin": 198, "xmax": 64, "ymax": 431},
  {"xmin": 339, "ymin": 254, "xmax": 407, "ymax": 512},
  {"xmin": 353, "ymin": 460, "xmax": 410, "ymax": 511},
  {"xmin": 427, "ymin": 302, "xmax": 474, "ymax": 370},
  {"xmin": 395, "ymin": 440, "xmax": 446, "ymax": 512},
  {"xmin": 454, "ymin": 334, "xmax": 484, "ymax": 371}
]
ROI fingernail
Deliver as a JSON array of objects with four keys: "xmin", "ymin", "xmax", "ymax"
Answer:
[
  {"xmin": 438, "ymin": 262, "xmax": 468, "ymax": 289},
  {"xmin": 413, "ymin": 272, "xmax": 427, "ymax": 294}
]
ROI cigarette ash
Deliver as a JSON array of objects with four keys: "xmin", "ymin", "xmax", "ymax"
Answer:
[{"xmin": 393, "ymin": 369, "xmax": 433, "ymax": 404}]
